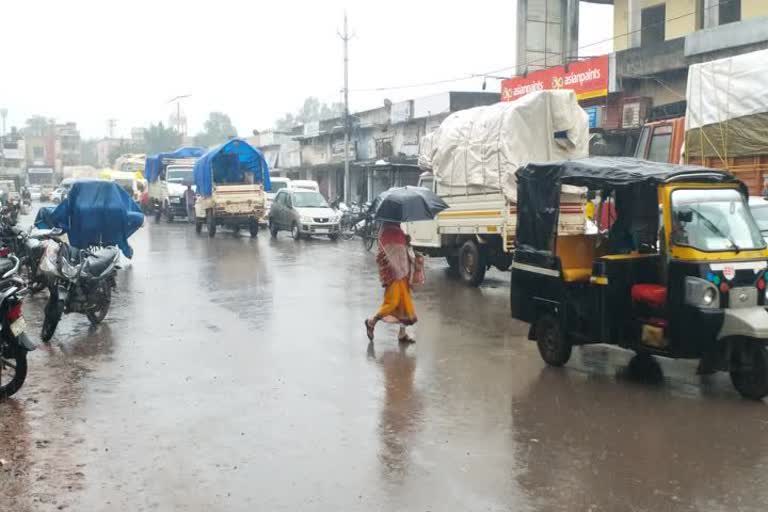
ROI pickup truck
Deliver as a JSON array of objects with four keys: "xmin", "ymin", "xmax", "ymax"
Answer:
[{"xmin": 193, "ymin": 139, "xmax": 270, "ymax": 238}]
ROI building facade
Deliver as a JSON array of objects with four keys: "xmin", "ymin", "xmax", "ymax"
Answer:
[{"xmin": 259, "ymin": 92, "xmax": 500, "ymax": 202}]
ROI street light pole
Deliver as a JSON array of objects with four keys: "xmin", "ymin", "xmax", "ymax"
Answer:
[{"xmin": 340, "ymin": 12, "xmax": 351, "ymax": 203}]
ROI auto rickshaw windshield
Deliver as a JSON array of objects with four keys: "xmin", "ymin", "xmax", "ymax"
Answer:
[{"xmin": 670, "ymin": 188, "xmax": 766, "ymax": 251}]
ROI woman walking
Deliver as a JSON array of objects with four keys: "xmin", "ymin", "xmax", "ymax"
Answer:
[{"xmin": 365, "ymin": 222, "xmax": 417, "ymax": 343}]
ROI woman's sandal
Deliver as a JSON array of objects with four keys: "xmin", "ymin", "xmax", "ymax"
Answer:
[{"xmin": 365, "ymin": 319, "xmax": 375, "ymax": 341}]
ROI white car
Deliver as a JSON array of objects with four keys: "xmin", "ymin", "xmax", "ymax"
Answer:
[
  {"xmin": 268, "ymin": 188, "xmax": 341, "ymax": 240},
  {"xmin": 749, "ymin": 196, "xmax": 768, "ymax": 243},
  {"xmin": 288, "ymin": 179, "xmax": 320, "ymax": 192},
  {"xmin": 28, "ymin": 186, "xmax": 41, "ymax": 201},
  {"xmin": 51, "ymin": 187, "xmax": 65, "ymax": 204}
]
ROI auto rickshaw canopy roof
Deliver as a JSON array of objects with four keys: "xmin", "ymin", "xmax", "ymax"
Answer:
[{"xmin": 515, "ymin": 157, "xmax": 742, "ymax": 256}]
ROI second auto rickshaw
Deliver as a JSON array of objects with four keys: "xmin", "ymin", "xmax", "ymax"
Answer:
[{"xmin": 510, "ymin": 157, "xmax": 768, "ymax": 399}]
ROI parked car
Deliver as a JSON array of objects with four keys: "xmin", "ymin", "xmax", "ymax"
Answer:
[
  {"xmin": 749, "ymin": 196, "xmax": 768, "ymax": 242},
  {"xmin": 268, "ymin": 189, "xmax": 341, "ymax": 240}
]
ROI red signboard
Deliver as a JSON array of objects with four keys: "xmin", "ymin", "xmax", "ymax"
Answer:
[{"xmin": 501, "ymin": 55, "xmax": 609, "ymax": 102}]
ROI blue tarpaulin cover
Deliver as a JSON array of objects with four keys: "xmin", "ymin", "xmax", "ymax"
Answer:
[
  {"xmin": 144, "ymin": 146, "xmax": 206, "ymax": 182},
  {"xmin": 193, "ymin": 139, "xmax": 271, "ymax": 196},
  {"xmin": 35, "ymin": 180, "xmax": 145, "ymax": 258}
]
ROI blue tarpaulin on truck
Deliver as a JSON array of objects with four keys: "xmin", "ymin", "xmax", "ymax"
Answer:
[
  {"xmin": 35, "ymin": 179, "xmax": 145, "ymax": 258},
  {"xmin": 144, "ymin": 146, "xmax": 206, "ymax": 182},
  {"xmin": 193, "ymin": 139, "xmax": 271, "ymax": 197}
]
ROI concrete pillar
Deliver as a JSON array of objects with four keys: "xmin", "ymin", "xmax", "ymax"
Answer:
[{"xmin": 564, "ymin": 0, "xmax": 579, "ymax": 62}]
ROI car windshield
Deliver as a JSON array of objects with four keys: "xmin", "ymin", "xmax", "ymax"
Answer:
[
  {"xmin": 750, "ymin": 201, "xmax": 768, "ymax": 233},
  {"xmin": 166, "ymin": 167, "xmax": 194, "ymax": 184},
  {"xmin": 671, "ymin": 188, "xmax": 766, "ymax": 251},
  {"xmin": 292, "ymin": 191, "xmax": 328, "ymax": 208},
  {"xmin": 272, "ymin": 181, "xmax": 288, "ymax": 191}
]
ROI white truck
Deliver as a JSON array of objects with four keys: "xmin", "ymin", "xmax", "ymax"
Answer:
[
  {"xmin": 148, "ymin": 159, "xmax": 197, "ymax": 222},
  {"xmin": 406, "ymin": 90, "xmax": 590, "ymax": 286}
]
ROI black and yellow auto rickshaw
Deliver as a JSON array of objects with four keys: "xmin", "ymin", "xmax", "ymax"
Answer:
[{"xmin": 510, "ymin": 157, "xmax": 768, "ymax": 399}]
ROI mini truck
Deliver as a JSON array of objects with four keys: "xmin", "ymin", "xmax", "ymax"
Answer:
[
  {"xmin": 193, "ymin": 139, "xmax": 270, "ymax": 238},
  {"xmin": 144, "ymin": 147, "xmax": 206, "ymax": 222},
  {"xmin": 407, "ymin": 90, "xmax": 591, "ymax": 286}
]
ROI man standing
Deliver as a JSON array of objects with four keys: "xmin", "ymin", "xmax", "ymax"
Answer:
[{"xmin": 184, "ymin": 184, "xmax": 196, "ymax": 223}]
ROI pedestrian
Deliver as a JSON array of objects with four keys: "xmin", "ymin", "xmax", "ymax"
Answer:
[
  {"xmin": 184, "ymin": 184, "xmax": 196, "ymax": 223},
  {"xmin": 365, "ymin": 221, "xmax": 417, "ymax": 343}
]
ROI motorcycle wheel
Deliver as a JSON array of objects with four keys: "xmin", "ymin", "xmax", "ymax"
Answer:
[
  {"xmin": 87, "ymin": 283, "xmax": 111, "ymax": 325},
  {"xmin": 0, "ymin": 346, "xmax": 27, "ymax": 399},
  {"xmin": 363, "ymin": 224, "xmax": 376, "ymax": 252},
  {"xmin": 41, "ymin": 290, "xmax": 62, "ymax": 343}
]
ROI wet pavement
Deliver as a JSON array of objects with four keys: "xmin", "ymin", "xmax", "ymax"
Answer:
[{"xmin": 2, "ymin": 214, "xmax": 768, "ymax": 511}]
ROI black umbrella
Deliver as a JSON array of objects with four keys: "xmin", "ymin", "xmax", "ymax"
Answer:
[{"xmin": 372, "ymin": 186, "xmax": 449, "ymax": 223}]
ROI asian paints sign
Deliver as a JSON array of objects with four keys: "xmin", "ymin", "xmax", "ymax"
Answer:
[{"xmin": 501, "ymin": 55, "xmax": 609, "ymax": 102}]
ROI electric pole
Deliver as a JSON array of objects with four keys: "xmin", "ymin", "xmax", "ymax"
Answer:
[
  {"xmin": 167, "ymin": 94, "xmax": 191, "ymax": 136},
  {"xmin": 107, "ymin": 118, "xmax": 117, "ymax": 138},
  {"xmin": 339, "ymin": 12, "xmax": 351, "ymax": 203}
]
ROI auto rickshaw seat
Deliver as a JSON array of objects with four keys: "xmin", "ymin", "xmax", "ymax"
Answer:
[
  {"xmin": 556, "ymin": 234, "xmax": 598, "ymax": 282},
  {"xmin": 631, "ymin": 284, "xmax": 667, "ymax": 309}
]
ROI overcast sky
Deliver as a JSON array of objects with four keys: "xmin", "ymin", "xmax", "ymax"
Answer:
[{"xmin": 0, "ymin": 0, "xmax": 612, "ymax": 139}]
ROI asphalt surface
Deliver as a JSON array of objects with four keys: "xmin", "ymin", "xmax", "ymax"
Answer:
[{"xmin": 2, "ymin": 211, "xmax": 768, "ymax": 511}]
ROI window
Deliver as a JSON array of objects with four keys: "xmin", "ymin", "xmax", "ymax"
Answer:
[
  {"xmin": 647, "ymin": 126, "xmax": 673, "ymax": 163},
  {"xmin": 641, "ymin": 4, "xmax": 665, "ymax": 47},
  {"xmin": 719, "ymin": 0, "xmax": 740, "ymax": 25},
  {"xmin": 634, "ymin": 127, "xmax": 650, "ymax": 159}
]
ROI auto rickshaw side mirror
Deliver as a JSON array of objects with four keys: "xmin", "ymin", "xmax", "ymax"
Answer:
[{"xmin": 676, "ymin": 210, "xmax": 693, "ymax": 223}]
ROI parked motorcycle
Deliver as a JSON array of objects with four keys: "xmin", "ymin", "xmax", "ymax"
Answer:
[
  {"xmin": 0, "ymin": 225, "xmax": 59, "ymax": 294},
  {"xmin": 41, "ymin": 243, "xmax": 121, "ymax": 342},
  {"xmin": 0, "ymin": 255, "xmax": 37, "ymax": 399}
]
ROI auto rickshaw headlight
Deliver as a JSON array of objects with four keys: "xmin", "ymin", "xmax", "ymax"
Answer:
[{"xmin": 685, "ymin": 276, "xmax": 720, "ymax": 309}]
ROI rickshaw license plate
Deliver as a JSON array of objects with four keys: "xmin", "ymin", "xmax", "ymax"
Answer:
[{"xmin": 11, "ymin": 318, "xmax": 25, "ymax": 337}]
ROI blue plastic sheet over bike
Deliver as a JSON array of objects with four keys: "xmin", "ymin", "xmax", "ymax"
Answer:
[
  {"xmin": 193, "ymin": 139, "xmax": 271, "ymax": 196},
  {"xmin": 35, "ymin": 180, "xmax": 145, "ymax": 258},
  {"xmin": 144, "ymin": 146, "xmax": 207, "ymax": 182}
]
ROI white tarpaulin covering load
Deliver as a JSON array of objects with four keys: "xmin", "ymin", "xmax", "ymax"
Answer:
[
  {"xmin": 418, "ymin": 90, "xmax": 589, "ymax": 202},
  {"xmin": 685, "ymin": 48, "xmax": 768, "ymax": 158},
  {"xmin": 686, "ymin": 48, "xmax": 768, "ymax": 130}
]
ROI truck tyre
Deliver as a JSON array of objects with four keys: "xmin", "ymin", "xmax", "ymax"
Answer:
[
  {"xmin": 269, "ymin": 220, "xmax": 278, "ymax": 238},
  {"xmin": 249, "ymin": 219, "xmax": 259, "ymax": 237},
  {"xmin": 207, "ymin": 210, "xmax": 216, "ymax": 238},
  {"xmin": 458, "ymin": 240, "xmax": 486, "ymax": 286},
  {"xmin": 730, "ymin": 342, "xmax": 768, "ymax": 400},
  {"xmin": 195, "ymin": 218, "xmax": 203, "ymax": 234},
  {"xmin": 535, "ymin": 314, "xmax": 572, "ymax": 367}
]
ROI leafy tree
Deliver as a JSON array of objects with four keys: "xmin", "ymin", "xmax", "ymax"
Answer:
[
  {"xmin": 144, "ymin": 122, "xmax": 181, "ymax": 154},
  {"xmin": 274, "ymin": 97, "xmax": 344, "ymax": 130},
  {"xmin": 194, "ymin": 112, "xmax": 237, "ymax": 147}
]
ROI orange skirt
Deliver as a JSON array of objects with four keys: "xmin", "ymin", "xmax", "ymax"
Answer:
[{"xmin": 376, "ymin": 278, "xmax": 417, "ymax": 325}]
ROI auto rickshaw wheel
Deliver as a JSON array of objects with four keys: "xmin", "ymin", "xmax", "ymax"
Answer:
[
  {"xmin": 729, "ymin": 342, "xmax": 768, "ymax": 400},
  {"xmin": 535, "ymin": 314, "xmax": 572, "ymax": 367},
  {"xmin": 207, "ymin": 210, "xmax": 216, "ymax": 238},
  {"xmin": 458, "ymin": 240, "xmax": 486, "ymax": 287}
]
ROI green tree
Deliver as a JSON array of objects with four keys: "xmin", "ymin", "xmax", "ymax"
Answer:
[
  {"xmin": 273, "ymin": 97, "xmax": 344, "ymax": 130},
  {"xmin": 144, "ymin": 122, "xmax": 181, "ymax": 154},
  {"xmin": 194, "ymin": 112, "xmax": 237, "ymax": 147}
]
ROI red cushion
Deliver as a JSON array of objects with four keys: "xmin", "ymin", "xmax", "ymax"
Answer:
[{"xmin": 631, "ymin": 284, "xmax": 667, "ymax": 308}]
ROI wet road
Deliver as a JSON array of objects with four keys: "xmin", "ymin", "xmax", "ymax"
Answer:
[{"xmin": 2, "ymin": 216, "xmax": 768, "ymax": 511}]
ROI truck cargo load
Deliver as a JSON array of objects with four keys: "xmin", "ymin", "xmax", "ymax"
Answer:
[
  {"xmin": 418, "ymin": 89, "xmax": 590, "ymax": 202},
  {"xmin": 408, "ymin": 90, "xmax": 590, "ymax": 286}
]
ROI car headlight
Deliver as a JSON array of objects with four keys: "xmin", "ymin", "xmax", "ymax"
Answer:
[
  {"xmin": 685, "ymin": 276, "xmax": 720, "ymax": 308},
  {"xmin": 301, "ymin": 215, "xmax": 313, "ymax": 223}
]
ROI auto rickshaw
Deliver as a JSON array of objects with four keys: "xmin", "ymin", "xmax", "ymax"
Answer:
[{"xmin": 510, "ymin": 157, "xmax": 768, "ymax": 399}]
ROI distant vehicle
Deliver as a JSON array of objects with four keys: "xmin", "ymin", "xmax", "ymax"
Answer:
[
  {"xmin": 51, "ymin": 188, "xmax": 65, "ymax": 204},
  {"xmin": 268, "ymin": 188, "xmax": 341, "ymax": 241},
  {"xmin": 263, "ymin": 177, "xmax": 291, "ymax": 222},
  {"xmin": 28, "ymin": 186, "xmax": 41, "ymax": 201},
  {"xmin": 145, "ymin": 147, "xmax": 205, "ymax": 223},
  {"xmin": 288, "ymin": 180, "xmax": 320, "ymax": 193},
  {"xmin": 749, "ymin": 196, "xmax": 768, "ymax": 243}
]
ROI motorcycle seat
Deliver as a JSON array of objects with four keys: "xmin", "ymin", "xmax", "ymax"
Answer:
[
  {"xmin": 0, "ymin": 258, "xmax": 15, "ymax": 276},
  {"xmin": 84, "ymin": 247, "xmax": 120, "ymax": 277}
]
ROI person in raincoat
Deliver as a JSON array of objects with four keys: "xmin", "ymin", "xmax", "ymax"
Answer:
[{"xmin": 365, "ymin": 222, "xmax": 417, "ymax": 343}]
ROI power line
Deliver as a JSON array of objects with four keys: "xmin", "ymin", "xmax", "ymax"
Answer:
[{"xmin": 350, "ymin": 0, "xmax": 739, "ymax": 93}]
